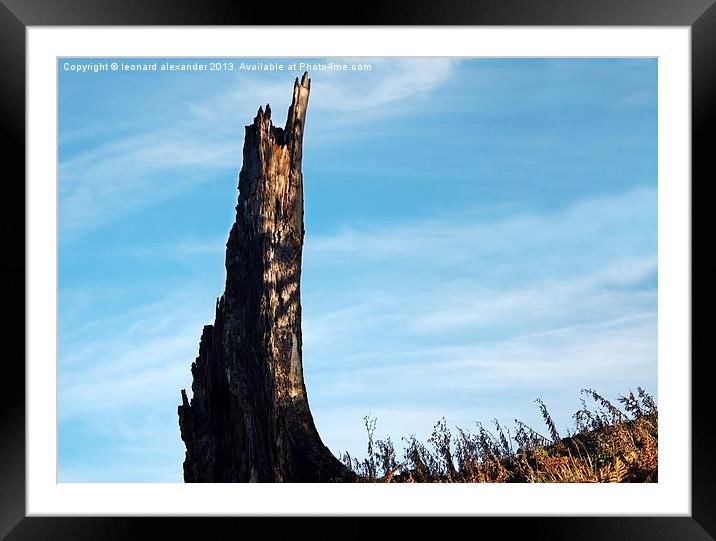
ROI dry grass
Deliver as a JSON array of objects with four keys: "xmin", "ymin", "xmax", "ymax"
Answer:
[{"xmin": 341, "ymin": 388, "xmax": 658, "ymax": 483}]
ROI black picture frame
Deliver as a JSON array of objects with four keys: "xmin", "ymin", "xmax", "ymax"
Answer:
[{"xmin": 2, "ymin": 1, "xmax": 714, "ymax": 539}]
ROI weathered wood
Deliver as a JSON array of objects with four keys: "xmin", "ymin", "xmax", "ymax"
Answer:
[{"xmin": 178, "ymin": 73, "xmax": 354, "ymax": 482}]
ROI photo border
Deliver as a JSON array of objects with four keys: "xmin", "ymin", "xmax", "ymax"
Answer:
[{"xmin": 3, "ymin": 0, "xmax": 715, "ymax": 538}]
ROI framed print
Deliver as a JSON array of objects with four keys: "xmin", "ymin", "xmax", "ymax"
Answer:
[{"xmin": 3, "ymin": 0, "xmax": 715, "ymax": 539}]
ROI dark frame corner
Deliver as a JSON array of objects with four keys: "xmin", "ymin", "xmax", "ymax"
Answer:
[{"xmin": 2, "ymin": 0, "xmax": 714, "ymax": 539}]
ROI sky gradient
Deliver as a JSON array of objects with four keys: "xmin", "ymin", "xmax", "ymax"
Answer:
[{"xmin": 58, "ymin": 57, "xmax": 657, "ymax": 482}]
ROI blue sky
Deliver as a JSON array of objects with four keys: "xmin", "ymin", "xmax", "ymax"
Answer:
[{"xmin": 58, "ymin": 57, "xmax": 657, "ymax": 482}]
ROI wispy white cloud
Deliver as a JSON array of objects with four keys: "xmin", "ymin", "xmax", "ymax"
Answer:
[
  {"xmin": 305, "ymin": 186, "xmax": 655, "ymax": 264},
  {"xmin": 309, "ymin": 312, "xmax": 656, "ymax": 459},
  {"xmin": 59, "ymin": 289, "xmax": 214, "ymax": 419},
  {"xmin": 314, "ymin": 312, "xmax": 656, "ymax": 391},
  {"xmin": 299, "ymin": 187, "xmax": 656, "ymax": 359},
  {"xmin": 410, "ymin": 256, "xmax": 656, "ymax": 333},
  {"xmin": 112, "ymin": 234, "xmax": 227, "ymax": 262},
  {"xmin": 59, "ymin": 58, "xmax": 460, "ymax": 238},
  {"xmin": 59, "ymin": 132, "xmax": 239, "ymax": 235},
  {"xmin": 58, "ymin": 289, "xmax": 207, "ymax": 480},
  {"xmin": 189, "ymin": 58, "xmax": 461, "ymax": 123},
  {"xmin": 309, "ymin": 58, "xmax": 459, "ymax": 114},
  {"xmin": 297, "ymin": 186, "xmax": 657, "ymax": 458}
]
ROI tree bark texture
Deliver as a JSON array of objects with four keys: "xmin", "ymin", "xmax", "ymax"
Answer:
[{"xmin": 178, "ymin": 73, "xmax": 353, "ymax": 482}]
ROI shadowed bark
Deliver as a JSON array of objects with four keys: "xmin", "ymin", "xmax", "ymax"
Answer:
[{"xmin": 178, "ymin": 72, "xmax": 354, "ymax": 482}]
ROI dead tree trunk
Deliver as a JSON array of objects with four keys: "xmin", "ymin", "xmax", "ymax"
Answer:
[{"xmin": 178, "ymin": 73, "xmax": 354, "ymax": 482}]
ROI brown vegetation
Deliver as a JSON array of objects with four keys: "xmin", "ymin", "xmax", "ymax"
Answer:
[{"xmin": 341, "ymin": 388, "xmax": 658, "ymax": 483}]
